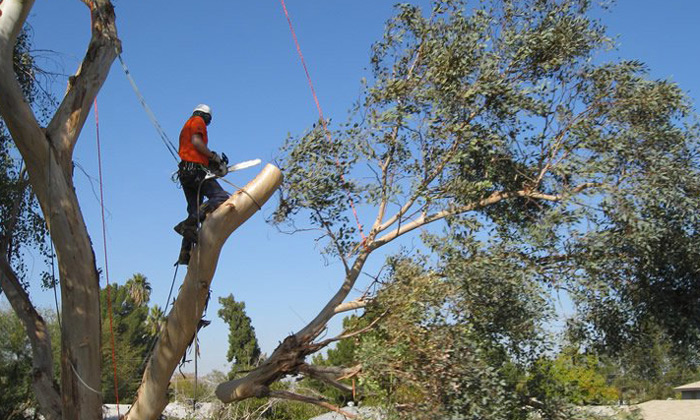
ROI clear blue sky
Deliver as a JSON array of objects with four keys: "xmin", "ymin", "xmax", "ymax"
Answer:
[{"xmin": 6, "ymin": 1, "xmax": 700, "ymax": 376}]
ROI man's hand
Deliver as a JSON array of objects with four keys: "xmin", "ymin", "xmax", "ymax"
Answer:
[{"xmin": 208, "ymin": 152, "xmax": 228, "ymax": 177}]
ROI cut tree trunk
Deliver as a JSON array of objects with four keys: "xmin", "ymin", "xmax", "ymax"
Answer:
[{"xmin": 125, "ymin": 164, "xmax": 282, "ymax": 420}]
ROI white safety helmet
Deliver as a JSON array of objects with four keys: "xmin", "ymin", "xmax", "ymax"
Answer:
[{"xmin": 193, "ymin": 103, "xmax": 212, "ymax": 117}]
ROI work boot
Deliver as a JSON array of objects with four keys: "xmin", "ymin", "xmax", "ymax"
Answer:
[
  {"xmin": 174, "ymin": 217, "xmax": 199, "ymax": 243},
  {"xmin": 198, "ymin": 202, "xmax": 215, "ymax": 219},
  {"xmin": 177, "ymin": 248, "xmax": 190, "ymax": 265}
]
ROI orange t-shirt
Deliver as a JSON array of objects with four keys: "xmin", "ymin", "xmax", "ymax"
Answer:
[{"xmin": 178, "ymin": 116, "xmax": 209, "ymax": 164}]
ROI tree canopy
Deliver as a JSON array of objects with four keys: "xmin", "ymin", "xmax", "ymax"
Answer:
[{"xmin": 268, "ymin": 0, "xmax": 700, "ymax": 416}]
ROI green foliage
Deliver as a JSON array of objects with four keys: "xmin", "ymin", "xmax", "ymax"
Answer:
[
  {"xmin": 273, "ymin": 0, "xmax": 700, "ymax": 417},
  {"xmin": 523, "ymin": 347, "xmax": 617, "ymax": 409},
  {"xmin": 0, "ymin": 25, "xmax": 54, "ymax": 291},
  {"xmin": 568, "ymin": 150, "xmax": 700, "ymax": 357},
  {"xmin": 353, "ymin": 256, "xmax": 544, "ymax": 419},
  {"xmin": 597, "ymin": 324, "xmax": 700, "ymax": 403},
  {"xmin": 100, "ymin": 274, "xmax": 158, "ymax": 403},
  {"xmin": 0, "ymin": 307, "xmax": 36, "ymax": 420},
  {"xmin": 0, "ymin": 307, "xmax": 59, "ymax": 420},
  {"xmin": 217, "ymin": 294, "xmax": 261, "ymax": 379}
]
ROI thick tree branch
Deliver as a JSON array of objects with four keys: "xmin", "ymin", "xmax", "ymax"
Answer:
[
  {"xmin": 1, "ymin": 3, "xmax": 123, "ymax": 419},
  {"xmin": 334, "ymin": 297, "xmax": 368, "ymax": 314},
  {"xmin": 371, "ymin": 186, "xmax": 594, "ymax": 250},
  {"xmin": 126, "ymin": 165, "xmax": 282, "ymax": 420},
  {"xmin": 297, "ymin": 251, "xmax": 370, "ymax": 342},
  {"xmin": 0, "ymin": 0, "xmax": 48, "ymax": 169},
  {"xmin": 45, "ymin": 0, "xmax": 120, "ymax": 171},
  {"xmin": 0, "ymin": 256, "xmax": 61, "ymax": 420}
]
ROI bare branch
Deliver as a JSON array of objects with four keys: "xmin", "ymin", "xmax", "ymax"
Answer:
[
  {"xmin": 372, "ymin": 30, "xmax": 431, "ymax": 236},
  {"xmin": 0, "ymin": 0, "xmax": 48, "ymax": 168},
  {"xmin": 334, "ymin": 297, "xmax": 369, "ymax": 314},
  {"xmin": 312, "ymin": 310, "xmax": 387, "ymax": 350},
  {"xmin": 371, "ymin": 186, "xmax": 595, "ymax": 250},
  {"xmin": 373, "ymin": 110, "xmax": 480, "ymax": 239},
  {"xmin": 0, "ymin": 255, "xmax": 61, "ymax": 420},
  {"xmin": 269, "ymin": 390, "xmax": 357, "ymax": 419},
  {"xmin": 299, "ymin": 364, "xmax": 361, "ymax": 394}
]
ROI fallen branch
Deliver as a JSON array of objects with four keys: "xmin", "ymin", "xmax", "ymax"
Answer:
[
  {"xmin": 312, "ymin": 310, "xmax": 388, "ymax": 350},
  {"xmin": 299, "ymin": 364, "xmax": 362, "ymax": 394},
  {"xmin": 269, "ymin": 390, "xmax": 357, "ymax": 419}
]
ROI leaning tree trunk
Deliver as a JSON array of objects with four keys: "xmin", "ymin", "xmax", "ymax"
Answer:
[
  {"xmin": 125, "ymin": 164, "xmax": 282, "ymax": 420},
  {"xmin": 0, "ymin": 1, "xmax": 120, "ymax": 419}
]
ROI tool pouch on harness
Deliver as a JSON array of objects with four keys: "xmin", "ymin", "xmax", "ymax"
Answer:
[{"xmin": 178, "ymin": 161, "xmax": 206, "ymax": 187}]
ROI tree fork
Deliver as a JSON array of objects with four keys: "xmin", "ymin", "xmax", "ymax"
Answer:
[{"xmin": 0, "ymin": 1, "xmax": 120, "ymax": 419}]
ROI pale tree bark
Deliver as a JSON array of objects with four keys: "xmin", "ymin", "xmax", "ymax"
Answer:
[
  {"xmin": 0, "ymin": 257, "xmax": 62, "ymax": 420},
  {"xmin": 0, "ymin": 173, "xmax": 61, "ymax": 420},
  {"xmin": 0, "ymin": 2, "xmax": 284, "ymax": 420},
  {"xmin": 0, "ymin": 0, "xmax": 120, "ymax": 419},
  {"xmin": 125, "ymin": 164, "xmax": 282, "ymax": 420}
]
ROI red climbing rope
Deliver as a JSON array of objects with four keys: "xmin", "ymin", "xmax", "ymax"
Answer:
[
  {"xmin": 94, "ymin": 99, "xmax": 121, "ymax": 414},
  {"xmin": 279, "ymin": 0, "xmax": 367, "ymax": 245}
]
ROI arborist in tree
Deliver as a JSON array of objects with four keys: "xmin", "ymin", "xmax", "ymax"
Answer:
[{"xmin": 174, "ymin": 104, "xmax": 230, "ymax": 265}]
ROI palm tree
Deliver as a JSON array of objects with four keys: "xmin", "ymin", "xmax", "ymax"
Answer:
[
  {"xmin": 146, "ymin": 305, "xmax": 165, "ymax": 336},
  {"xmin": 125, "ymin": 273, "xmax": 151, "ymax": 307}
]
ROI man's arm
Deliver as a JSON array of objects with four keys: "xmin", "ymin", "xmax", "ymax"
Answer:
[{"xmin": 191, "ymin": 133, "xmax": 216, "ymax": 160}]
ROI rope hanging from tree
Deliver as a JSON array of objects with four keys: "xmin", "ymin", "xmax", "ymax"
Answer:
[
  {"xmin": 279, "ymin": 0, "xmax": 367, "ymax": 245},
  {"xmin": 94, "ymin": 98, "xmax": 122, "ymax": 415}
]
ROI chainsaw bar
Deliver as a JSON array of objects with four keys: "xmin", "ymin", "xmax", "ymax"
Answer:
[{"xmin": 227, "ymin": 158, "xmax": 262, "ymax": 173}]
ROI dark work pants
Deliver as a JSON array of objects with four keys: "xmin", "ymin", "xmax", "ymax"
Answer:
[{"xmin": 178, "ymin": 162, "xmax": 230, "ymax": 252}]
